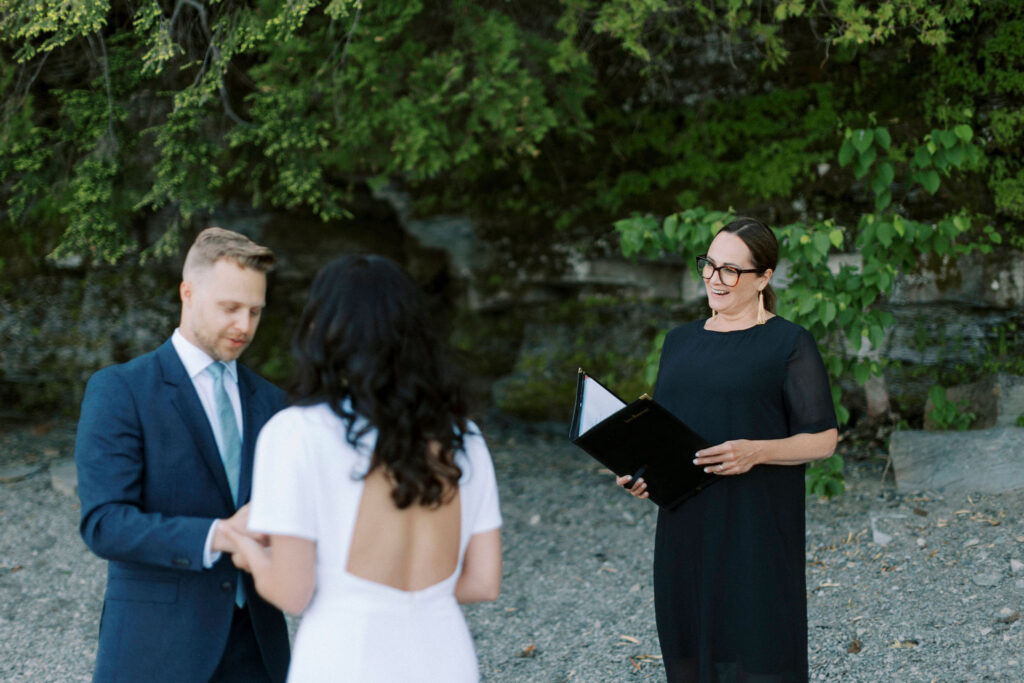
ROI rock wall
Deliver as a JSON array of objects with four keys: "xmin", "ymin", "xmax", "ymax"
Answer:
[
  {"xmin": 0, "ymin": 193, "xmax": 455, "ymax": 417},
  {"xmin": 2, "ymin": 198, "xmax": 1023, "ymax": 426},
  {"xmin": 0, "ymin": 266, "xmax": 178, "ymax": 416},
  {"xmin": 545, "ymin": 246, "xmax": 1024, "ymax": 424}
]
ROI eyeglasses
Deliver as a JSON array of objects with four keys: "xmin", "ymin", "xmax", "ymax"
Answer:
[{"xmin": 695, "ymin": 256, "xmax": 762, "ymax": 287}]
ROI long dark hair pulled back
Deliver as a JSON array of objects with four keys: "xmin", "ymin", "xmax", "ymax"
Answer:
[
  {"xmin": 717, "ymin": 217, "xmax": 779, "ymax": 313},
  {"xmin": 290, "ymin": 254, "xmax": 468, "ymax": 509}
]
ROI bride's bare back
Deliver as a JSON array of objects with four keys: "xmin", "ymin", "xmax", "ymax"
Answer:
[{"xmin": 346, "ymin": 466, "xmax": 461, "ymax": 591}]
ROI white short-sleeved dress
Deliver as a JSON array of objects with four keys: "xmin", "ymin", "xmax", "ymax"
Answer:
[{"xmin": 247, "ymin": 403, "xmax": 502, "ymax": 683}]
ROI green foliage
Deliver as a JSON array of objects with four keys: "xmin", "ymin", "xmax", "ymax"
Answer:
[
  {"xmin": 582, "ymin": 0, "xmax": 981, "ymax": 71},
  {"xmin": 923, "ymin": 4, "xmax": 1024, "ymax": 225},
  {"xmin": 0, "ymin": 89, "xmax": 56, "ymax": 229},
  {"xmin": 838, "ymin": 123, "xmax": 984, "ymax": 211},
  {"xmin": 806, "ymin": 454, "xmax": 844, "ymax": 499},
  {"xmin": 827, "ymin": 0, "xmax": 978, "ymax": 48},
  {"xmin": 615, "ymin": 123, "xmax": 997, "ymax": 496},
  {"xmin": 976, "ymin": 322, "xmax": 1024, "ymax": 377},
  {"xmin": 1, "ymin": 0, "xmax": 591, "ymax": 263},
  {"xmin": 3, "ymin": 0, "xmax": 1012, "ymax": 268},
  {"xmin": 644, "ymin": 330, "xmax": 667, "ymax": 387},
  {"xmin": 590, "ymin": 85, "xmax": 838, "ymax": 217},
  {"xmin": 0, "ymin": 0, "xmax": 108, "ymax": 62},
  {"xmin": 925, "ymin": 385, "xmax": 976, "ymax": 431}
]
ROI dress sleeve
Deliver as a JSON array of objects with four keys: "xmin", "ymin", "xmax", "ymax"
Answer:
[
  {"xmin": 782, "ymin": 328, "xmax": 839, "ymax": 436},
  {"xmin": 247, "ymin": 410, "xmax": 318, "ymax": 541},
  {"xmin": 463, "ymin": 427, "xmax": 502, "ymax": 535}
]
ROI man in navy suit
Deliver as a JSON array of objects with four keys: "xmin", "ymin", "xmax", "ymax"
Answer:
[{"xmin": 75, "ymin": 228, "xmax": 290, "ymax": 682}]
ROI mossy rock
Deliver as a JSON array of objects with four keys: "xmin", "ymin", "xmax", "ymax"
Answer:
[{"xmin": 493, "ymin": 297, "xmax": 696, "ymax": 421}]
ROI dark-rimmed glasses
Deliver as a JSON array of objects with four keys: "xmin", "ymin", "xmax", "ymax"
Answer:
[{"xmin": 696, "ymin": 256, "xmax": 762, "ymax": 287}]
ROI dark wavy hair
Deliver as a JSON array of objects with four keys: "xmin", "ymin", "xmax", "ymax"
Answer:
[
  {"xmin": 717, "ymin": 217, "xmax": 779, "ymax": 313},
  {"xmin": 289, "ymin": 254, "xmax": 468, "ymax": 509}
]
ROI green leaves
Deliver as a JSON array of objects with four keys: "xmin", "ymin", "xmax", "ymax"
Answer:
[
  {"xmin": 828, "ymin": 229, "xmax": 844, "ymax": 248},
  {"xmin": 807, "ymin": 454, "xmax": 844, "ymax": 499},
  {"xmin": 926, "ymin": 385, "xmax": 976, "ymax": 430},
  {"xmin": 871, "ymin": 160, "xmax": 895, "ymax": 210},
  {"xmin": 0, "ymin": 0, "xmax": 109, "ymax": 62},
  {"xmin": 838, "ymin": 138, "xmax": 856, "ymax": 167},
  {"xmin": 53, "ymin": 154, "xmax": 131, "ymax": 264},
  {"xmin": 874, "ymin": 127, "xmax": 892, "ymax": 149},
  {"xmin": 592, "ymin": 0, "xmax": 671, "ymax": 62},
  {"xmin": 851, "ymin": 128, "xmax": 874, "ymax": 153},
  {"xmin": 614, "ymin": 215, "xmax": 663, "ymax": 259},
  {"xmin": 2, "ymin": 0, "xmax": 597, "ymax": 264},
  {"xmin": 841, "ymin": 124, "xmax": 983, "ymax": 209},
  {"xmin": 839, "ymin": 126, "xmax": 899, "ymax": 207},
  {"xmin": 874, "ymin": 160, "xmax": 895, "ymax": 187},
  {"xmin": 913, "ymin": 146, "xmax": 932, "ymax": 168},
  {"xmin": 919, "ymin": 170, "xmax": 941, "ymax": 194},
  {"xmin": 907, "ymin": 126, "xmax": 983, "ymax": 195},
  {"xmin": 614, "ymin": 207, "xmax": 731, "ymax": 262}
]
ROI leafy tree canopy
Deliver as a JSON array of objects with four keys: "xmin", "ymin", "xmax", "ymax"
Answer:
[{"xmin": 0, "ymin": 0, "xmax": 1020, "ymax": 268}]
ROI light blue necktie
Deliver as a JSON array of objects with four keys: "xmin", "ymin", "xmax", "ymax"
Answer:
[
  {"xmin": 206, "ymin": 362, "xmax": 245, "ymax": 608},
  {"xmin": 207, "ymin": 362, "xmax": 241, "ymax": 505}
]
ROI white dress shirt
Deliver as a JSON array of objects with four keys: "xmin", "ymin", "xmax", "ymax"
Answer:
[{"xmin": 170, "ymin": 329, "xmax": 243, "ymax": 568}]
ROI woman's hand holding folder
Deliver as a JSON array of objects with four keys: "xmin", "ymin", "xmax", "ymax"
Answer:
[
  {"xmin": 616, "ymin": 474, "xmax": 649, "ymax": 499},
  {"xmin": 693, "ymin": 441, "xmax": 760, "ymax": 476},
  {"xmin": 613, "ymin": 438, "xmax": 757, "ymax": 502}
]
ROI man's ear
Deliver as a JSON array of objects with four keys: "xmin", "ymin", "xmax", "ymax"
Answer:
[{"xmin": 180, "ymin": 280, "xmax": 191, "ymax": 305}]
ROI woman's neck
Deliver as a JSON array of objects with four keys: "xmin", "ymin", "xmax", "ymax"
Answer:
[{"xmin": 706, "ymin": 307, "xmax": 772, "ymax": 331}]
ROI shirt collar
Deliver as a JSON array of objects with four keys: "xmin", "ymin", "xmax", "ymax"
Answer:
[{"xmin": 171, "ymin": 329, "xmax": 239, "ymax": 383}]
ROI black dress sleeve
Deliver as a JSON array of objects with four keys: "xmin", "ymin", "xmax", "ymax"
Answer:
[{"xmin": 782, "ymin": 328, "xmax": 839, "ymax": 436}]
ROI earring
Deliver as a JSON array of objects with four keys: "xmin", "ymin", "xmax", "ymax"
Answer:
[
  {"xmin": 711, "ymin": 309, "xmax": 717, "ymax": 320},
  {"xmin": 756, "ymin": 291, "xmax": 767, "ymax": 325}
]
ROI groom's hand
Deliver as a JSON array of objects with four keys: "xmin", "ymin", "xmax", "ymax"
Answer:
[
  {"xmin": 212, "ymin": 503, "xmax": 268, "ymax": 553},
  {"xmin": 221, "ymin": 526, "xmax": 254, "ymax": 572}
]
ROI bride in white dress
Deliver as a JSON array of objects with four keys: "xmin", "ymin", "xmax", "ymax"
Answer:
[{"xmin": 225, "ymin": 254, "xmax": 502, "ymax": 682}]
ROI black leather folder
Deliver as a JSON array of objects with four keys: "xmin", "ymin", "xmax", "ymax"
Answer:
[{"xmin": 569, "ymin": 369, "xmax": 718, "ymax": 510}]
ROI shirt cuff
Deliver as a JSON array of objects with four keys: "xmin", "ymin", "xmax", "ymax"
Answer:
[{"xmin": 203, "ymin": 520, "xmax": 222, "ymax": 569}]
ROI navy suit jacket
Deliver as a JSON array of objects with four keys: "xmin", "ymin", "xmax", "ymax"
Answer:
[{"xmin": 75, "ymin": 339, "xmax": 290, "ymax": 682}]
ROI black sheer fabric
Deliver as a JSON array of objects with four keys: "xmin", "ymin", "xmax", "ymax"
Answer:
[{"xmin": 651, "ymin": 316, "xmax": 837, "ymax": 683}]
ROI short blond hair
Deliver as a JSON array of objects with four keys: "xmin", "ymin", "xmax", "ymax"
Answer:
[{"xmin": 182, "ymin": 227, "xmax": 275, "ymax": 280}]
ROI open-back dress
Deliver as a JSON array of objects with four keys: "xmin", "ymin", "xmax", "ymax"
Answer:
[{"xmin": 247, "ymin": 404, "xmax": 501, "ymax": 682}]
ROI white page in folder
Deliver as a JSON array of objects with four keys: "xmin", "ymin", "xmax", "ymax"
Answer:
[{"xmin": 579, "ymin": 376, "xmax": 626, "ymax": 435}]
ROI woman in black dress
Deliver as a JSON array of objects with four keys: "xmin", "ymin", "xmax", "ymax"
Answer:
[{"xmin": 618, "ymin": 217, "xmax": 838, "ymax": 682}]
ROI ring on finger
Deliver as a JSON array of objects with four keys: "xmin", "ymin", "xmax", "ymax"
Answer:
[{"xmin": 718, "ymin": 464, "xmax": 724, "ymax": 472}]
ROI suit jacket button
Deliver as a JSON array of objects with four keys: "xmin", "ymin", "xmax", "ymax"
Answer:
[
  {"xmin": 221, "ymin": 581, "xmax": 233, "ymax": 592},
  {"xmin": 173, "ymin": 557, "xmax": 190, "ymax": 567}
]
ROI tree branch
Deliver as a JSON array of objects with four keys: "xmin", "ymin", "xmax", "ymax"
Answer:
[
  {"xmin": 86, "ymin": 31, "xmax": 119, "ymax": 152},
  {"xmin": 218, "ymin": 70, "xmax": 249, "ymax": 126},
  {"xmin": 332, "ymin": 5, "xmax": 361, "ymax": 124},
  {"xmin": 3, "ymin": 52, "xmax": 50, "ymax": 125},
  {"xmin": 173, "ymin": 0, "xmax": 212, "ymax": 38},
  {"xmin": 338, "ymin": 4, "xmax": 361, "ymax": 72},
  {"xmin": 172, "ymin": 0, "xmax": 250, "ymax": 126}
]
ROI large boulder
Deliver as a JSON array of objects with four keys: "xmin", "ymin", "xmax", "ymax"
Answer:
[{"xmin": 890, "ymin": 427, "xmax": 1024, "ymax": 493}]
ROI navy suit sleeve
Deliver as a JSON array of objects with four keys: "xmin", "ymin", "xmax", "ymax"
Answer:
[{"xmin": 75, "ymin": 368, "xmax": 214, "ymax": 571}]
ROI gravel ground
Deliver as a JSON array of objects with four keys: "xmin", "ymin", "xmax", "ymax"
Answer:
[{"xmin": 2, "ymin": 415, "xmax": 1023, "ymax": 682}]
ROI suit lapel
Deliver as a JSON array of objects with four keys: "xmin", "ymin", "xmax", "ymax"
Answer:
[
  {"xmin": 157, "ymin": 340, "xmax": 236, "ymax": 510},
  {"xmin": 236, "ymin": 367, "xmax": 260, "ymax": 506}
]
